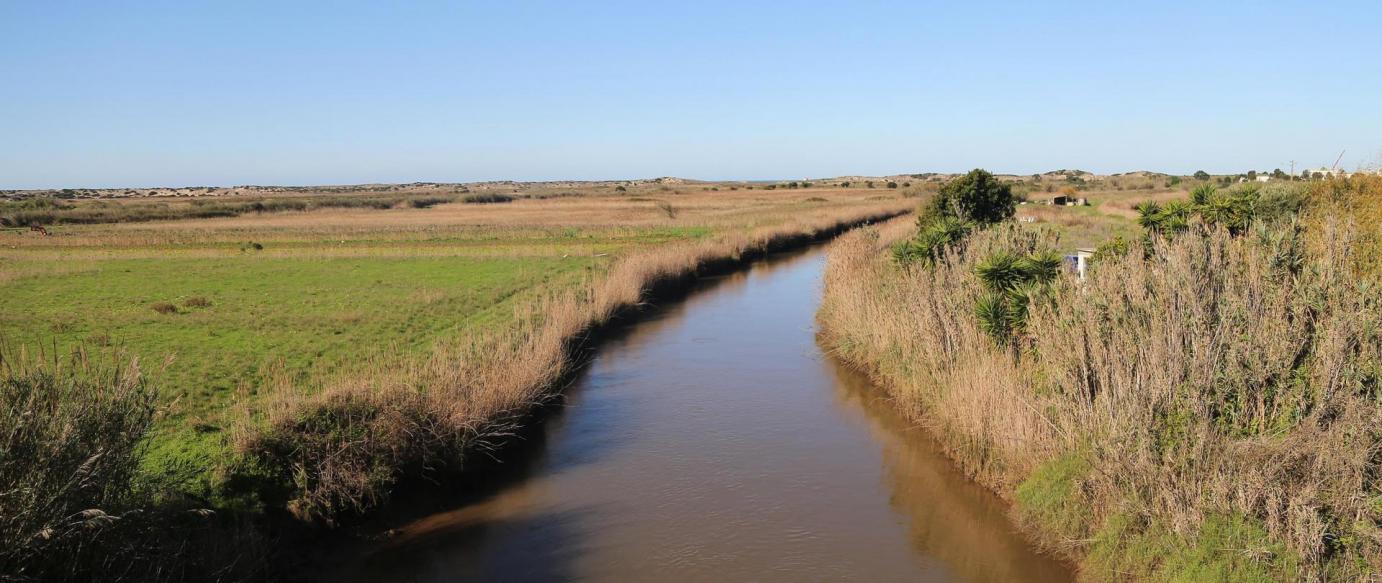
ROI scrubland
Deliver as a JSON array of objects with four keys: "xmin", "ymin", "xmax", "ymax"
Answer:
[
  {"xmin": 820, "ymin": 174, "xmax": 1382, "ymax": 581},
  {"xmin": 1, "ymin": 183, "xmax": 908, "ymax": 580}
]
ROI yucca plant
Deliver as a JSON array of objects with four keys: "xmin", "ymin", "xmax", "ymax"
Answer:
[
  {"xmin": 973, "ymin": 249, "xmax": 1064, "ymax": 347},
  {"xmin": 975, "ymin": 251, "xmax": 1027, "ymax": 291},
  {"xmin": 1135, "ymin": 201, "xmax": 1164, "ymax": 231},
  {"xmin": 1017, "ymin": 250, "xmax": 1063, "ymax": 284},
  {"xmin": 1190, "ymin": 183, "xmax": 1217, "ymax": 206},
  {"xmin": 973, "ymin": 291, "xmax": 1012, "ymax": 344},
  {"xmin": 893, "ymin": 216, "xmax": 973, "ymax": 266}
]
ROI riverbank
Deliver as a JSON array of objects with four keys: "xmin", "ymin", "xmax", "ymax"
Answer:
[
  {"xmin": 237, "ymin": 206, "xmax": 911, "ymax": 524},
  {"xmin": 817, "ymin": 211, "xmax": 1382, "ymax": 581},
  {"xmin": 3, "ymin": 188, "xmax": 911, "ymax": 582},
  {"xmin": 332, "ymin": 239, "xmax": 1070, "ymax": 582}
]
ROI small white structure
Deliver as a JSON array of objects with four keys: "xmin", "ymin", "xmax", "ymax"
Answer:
[{"xmin": 1065, "ymin": 248, "xmax": 1096, "ymax": 280}]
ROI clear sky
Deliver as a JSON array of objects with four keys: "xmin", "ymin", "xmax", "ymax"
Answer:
[{"xmin": 3, "ymin": 1, "xmax": 1380, "ymax": 188}]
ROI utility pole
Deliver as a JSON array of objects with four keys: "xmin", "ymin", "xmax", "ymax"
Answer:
[{"xmin": 1289, "ymin": 160, "xmax": 1296, "ymax": 176}]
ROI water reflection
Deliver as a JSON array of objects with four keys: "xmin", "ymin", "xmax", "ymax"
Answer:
[
  {"xmin": 338, "ymin": 247, "xmax": 1073, "ymax": 582},
  {"xmin": 825, "ymin": 358, "xmax": 1072, "ymax": 582}
]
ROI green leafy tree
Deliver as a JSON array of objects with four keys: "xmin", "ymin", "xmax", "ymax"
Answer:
[
  {"xmin": 1194, "ymin": 170, "xmax": 1211, "ymax": 180},
  {"xmin": 924, "ymin": 168, "xmax": 1016, "ymax": 225}
]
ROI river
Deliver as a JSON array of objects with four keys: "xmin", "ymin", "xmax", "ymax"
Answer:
[{"xmin": 341, "ymin": 245, "xmax": 1073, "ymax": 582}]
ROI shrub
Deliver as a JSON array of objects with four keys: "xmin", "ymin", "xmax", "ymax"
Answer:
[
  {"xmin": 151, "ymin": 302, "xmax": 178, "ymax": 315},
  {"xmin": 923, "ymin": 169, "xmax": 1015, "ymax": 225},
  {"xmin": 461, "ymin": 193, "xmax": 514, "ymax": 204},
  {"xmin": 0, "ymin": 354, "xmax": 265, "ymax": 581},
  {"xmin": 972, "ymin": 249, "xmax": 1062, "ymax": 345},
  {"xmin": 892, "ymin": 216, "xmax": 972, "ymax": 266},
  {"xmin": 407, "ymin": 196, "xmax": 452, "ymax": 209}
]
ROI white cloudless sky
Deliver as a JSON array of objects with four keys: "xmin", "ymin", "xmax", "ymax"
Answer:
[{"xmin": 2, "ymin": 0, "xmax": 1380, "ymax": 188}]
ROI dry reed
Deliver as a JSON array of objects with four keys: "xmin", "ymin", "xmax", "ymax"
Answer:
[
  {"xmin": 235, "ymin": 205, "xmax": 909, "ymax": 523},
  {"xmin": 819, "ymin": 213, "xmax": 1382, "ymax": 580}
]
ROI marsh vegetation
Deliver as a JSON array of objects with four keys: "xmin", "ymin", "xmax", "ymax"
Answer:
[
  {"xmin": 0, "ymin": 183, "xmax": 907, "ymax": 579},
  {"xmin": 821, "ymin": 172, "xmax": 1382, "ymax": 581}
]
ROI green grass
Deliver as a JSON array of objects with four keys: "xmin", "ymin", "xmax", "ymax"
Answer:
[
  {"xmin": 1088, "ymin": 511, "xmax": 1300, "ymax": 582},
  {"xmin": 1015, "ymin": 451, "xmax": 1091, "ymax": 541},
  {"xmin": 0, "ymin": 225, "xmax": 717, "ymax": 496},
  {"xmin": 1, "ymin": 255, "xmax": 588, "ymax": 492}
]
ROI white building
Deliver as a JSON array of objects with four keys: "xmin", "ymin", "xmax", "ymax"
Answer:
[{"xmin": 1065, "ymin": 248, "xmax": 1096, "ymax": 280}]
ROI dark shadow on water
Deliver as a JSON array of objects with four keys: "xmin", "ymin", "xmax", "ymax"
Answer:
[
  {"xmin": 345, "ymin": 504, "xmax": 602, "ymax": 583},
  {"xmin": 312, "ymin": 247, "xmax": 825, "ymax": 579},
  {"xmin": 315, "ymin": 241, "xmax": 1072, "ymax": 582}
]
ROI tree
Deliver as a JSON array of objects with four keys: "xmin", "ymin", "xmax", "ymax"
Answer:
[
  {"xmin": 1193, "ymin": 170, "xmax": 1210, "ymax": 180},
  {"xmin": 924, "ymin": 169, "xmax": 1015, "ymax": 225}
]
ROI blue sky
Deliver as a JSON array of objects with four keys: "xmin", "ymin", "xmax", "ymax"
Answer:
[{"xmin": 2, "ymin": 1, "xmax": 1380, "ymax": 188}]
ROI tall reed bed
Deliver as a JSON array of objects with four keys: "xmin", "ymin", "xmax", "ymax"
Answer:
[
  {"xmin": 0, "ymin": 350, "xmax": 266, "ymax": 582},
  {"xmin": 234, "ymin": 206, "xmax": 909, "ymax": 523},
  {"xmin": 819, "ymin": 215, "xmax": 1382, "ymax": 581}
]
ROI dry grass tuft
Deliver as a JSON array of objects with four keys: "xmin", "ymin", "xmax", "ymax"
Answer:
[{"xmin": 0, "ymin": 350, "xmax": 267, "ymax": 582}]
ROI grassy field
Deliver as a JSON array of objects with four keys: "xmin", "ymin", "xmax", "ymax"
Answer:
[
  {"xmin": 0, "ymin": 184, "xmax": 907, "ymax": 499},
  {"xmin": 1008, "ymin": 175, "xmax": 1186, "ymax": 250}
]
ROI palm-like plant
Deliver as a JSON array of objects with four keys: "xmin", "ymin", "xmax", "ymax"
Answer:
[
  {"xmin": 974, "ymin": 249, "xmax": 1065, "ymax": 347},
  {"xmin": 1135, "ymin": 201, "xmax": 1164, "ymax": 231},
  {"xmin": 974, "ymin": 291, "xmax": 1012, "ymax": 344},
  {"xmin": 975, "ymin": 251, "xmax": 1027, "ymax": 291},
  {"xmin": 1190, "ymin": 183, "xmax": 1217, "ymax": 206},
  {"xmin": 893, "ymin": 216, "xmax": 973, "ymax": 266},
  {"xmin": 1017, "ymin": 250, "xmax": 1063, "ymax": 284}
]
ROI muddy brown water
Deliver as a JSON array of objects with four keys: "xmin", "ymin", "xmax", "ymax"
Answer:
[{"xmin": 342, "ymin": 246, "xmax": 1073, "ymax": 582}]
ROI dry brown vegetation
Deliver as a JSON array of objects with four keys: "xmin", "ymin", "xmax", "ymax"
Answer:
[
  {"xmin": 820, "ymin": 206, "xmax": 1382, "ymax": 580},
  {"xmin": 2, "ymin": 182, "xmax": 909, "ymax": 579},
  {"xmin": 235, "ymin": 204, "xmax": 908, "ymax": 522},
  {"xmin": 0, "ymin": 351, "xmax": 268, "ymax": 582}
]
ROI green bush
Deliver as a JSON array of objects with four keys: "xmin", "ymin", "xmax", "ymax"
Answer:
[
  {"xmin": 892, "ymin": 216, "xmax": 971, "ymax": 266},
  {"xmin": 461, "ymin": 193, "xmax": 515, "ymax": 204},
  {"xmin": 923, "ymin": 168, "xmax": 1015, "ymax": 225}
]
